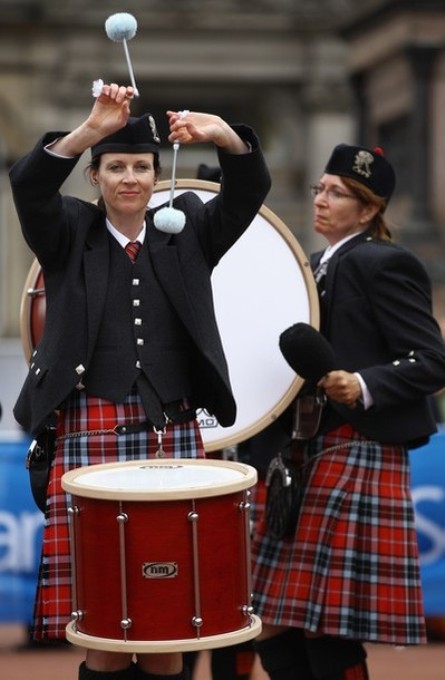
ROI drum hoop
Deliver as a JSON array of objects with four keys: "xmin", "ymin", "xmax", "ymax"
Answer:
[
  {"xmin": 66, "ymin": 616, "xmax": 262, "ymax": 653},
  {"xmin": 19, "ymin": 179, "xmax": 319, "ymax": 450},
  {"xmin": 62, "ymin": 458, "xmax": 258, "ymax": 501},
  {"xmin": 19, "ymin": 256, "xmax": 42, "ymax": 364}
]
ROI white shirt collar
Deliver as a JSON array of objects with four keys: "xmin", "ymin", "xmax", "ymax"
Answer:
[
  {"xmin": 106, "ymin": 219, "xmax": 146, "ymax": 248},
  {"xmin": 319, "ymin": 231, "xmax": 364, "ymax": 265}
]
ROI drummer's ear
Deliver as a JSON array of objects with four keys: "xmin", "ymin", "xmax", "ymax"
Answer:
[{"xmin": 89, "ymin": 168, "xmax": 99, "ymax": 186}]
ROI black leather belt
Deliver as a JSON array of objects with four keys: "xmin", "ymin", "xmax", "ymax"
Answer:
[
  {"xmin": 59, "ymin": 398, "xmax": 196, "ymax": 439},
  {"xmin": 114, "ymin": 421, "xmax": 153, "ymax": 435},
  {"xmin": 163, "ymin": 397, "xmax": 195, "ymax": 425},
  {"xmin": 114, "ymin": 398, "xmax": 195, "ymax": 434}
]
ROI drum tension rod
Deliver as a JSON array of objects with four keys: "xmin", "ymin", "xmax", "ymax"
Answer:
[
  {"xmin": 188, "ymin": 502, "xmax": 203, "ymax": 634},
  {"xmin": 239, "ymin": 490, "xmax": 255, "ymax": 620},
  {"xmin": 117, "ymin": 507, "xmax": 133, "ymax": 635},
  {"xmin": 67, "ymin": 505, "xmax": 83, "ymax": 625}
]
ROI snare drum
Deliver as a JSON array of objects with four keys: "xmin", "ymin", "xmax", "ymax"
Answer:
[{"xmin": 62, "ymin": 458, "xmax": 260, "ymax": 653}]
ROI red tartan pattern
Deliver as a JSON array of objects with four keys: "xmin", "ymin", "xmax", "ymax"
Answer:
[
  {"xmin": 32, "ymin": 389, "xmax": 204, "ymax": 640},
  {"xmin": 251, "ymin": 425, "xmax": 426, "ymax": 645}
]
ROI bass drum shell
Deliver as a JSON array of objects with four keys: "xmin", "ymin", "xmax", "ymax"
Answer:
[{"xmin": 19, "ymin": 179, "xmax": 319, "ymax": 451}]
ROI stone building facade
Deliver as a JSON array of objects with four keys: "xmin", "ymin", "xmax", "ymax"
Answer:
[
  {"xmin": 0, "ymin": 0, "xmax": 357, "ymax": 339},
  {"xmin": 0, "ymin": 0, "xmax": 444, "ymax": 376}
]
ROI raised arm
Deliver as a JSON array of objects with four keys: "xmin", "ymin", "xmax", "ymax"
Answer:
[
  {"xmin": 50, "ymin": 83, "xmax": 135, "ymax": 157},
  {"xmin": 166, "ymin": 110, "xmax": 251, "ymax": 155}
]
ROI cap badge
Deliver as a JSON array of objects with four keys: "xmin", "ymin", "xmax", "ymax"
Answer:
[
  {"xmin": 148, "ymin": 115, "xmax": 160, "ymax": 143},
  {"xmin": 353, "ymin": 150, "xmax": 374, "ymax": 179}
]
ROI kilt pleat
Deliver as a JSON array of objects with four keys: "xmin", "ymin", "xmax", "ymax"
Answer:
[
  {"xmin": 32, "ymin": 390, "xmax": 204, "ymax": 640},
  {"xmin": 251, "ymin": 425, "xmax": 426, "ymax": 645}
]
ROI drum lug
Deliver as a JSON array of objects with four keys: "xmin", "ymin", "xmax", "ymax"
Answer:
[
  {"xmin": 239, "ymin": 488, "xmax": 251, "ymax": 511},
  {"xmin": 192, "ymin": 616, "xmax": 203, "ymax": 629},
  {"xmin": 242, "ymin": 604, "xmax": 254, "ymax": 616},
  {"xmin": 71, "ymin": 610, "xmax": 84, "ymax": 622},
  {"xmin": 121, "ymin": 618, "xmax": 133, "ymax": 630}
]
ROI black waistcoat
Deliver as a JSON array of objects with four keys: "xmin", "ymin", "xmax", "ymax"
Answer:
[{"xmin": 84, "ymin": 235, "xmax": 195, "ymax": 409}]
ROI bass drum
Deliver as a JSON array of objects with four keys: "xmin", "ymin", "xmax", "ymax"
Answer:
[{"xmin": 19, "ymin": 179, "xmax": 319, "ymax": 451}]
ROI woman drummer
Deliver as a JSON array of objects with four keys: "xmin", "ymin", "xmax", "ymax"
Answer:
[
  {"xmin": 251, "ymin": 143, "xmax": 445, "ymax": 679},
  {"xmin": 9, "ymin": 82, "xmax": 271, "ymax": 680}
]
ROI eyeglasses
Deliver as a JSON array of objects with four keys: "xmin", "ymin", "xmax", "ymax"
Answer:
[{"xmin": 310, "ymin": 184, "xmax": 357, "ymax": 201}]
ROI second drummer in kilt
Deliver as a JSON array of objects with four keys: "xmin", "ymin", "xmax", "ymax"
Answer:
[{"xmin": 251, "ymin": 143, "xmax": 445, "ymax": 679}]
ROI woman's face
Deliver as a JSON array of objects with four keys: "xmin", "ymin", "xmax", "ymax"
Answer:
[
  {"xmin": 91, "ymin": 152, "xmax": 157, "ymax": 221},
  {"xmin": 312, "ymin": 173, "xmax": 376, "ymax": 245}
]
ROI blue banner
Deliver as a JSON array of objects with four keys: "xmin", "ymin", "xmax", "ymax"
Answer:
[
  {"xmin": 0, "ymin": 431, "xmax": 444, "ymax": 622},
  {"xmin": 410, "ymin": 428, "xmax": 445, "ymax": 615},
  {"xmin": 0, "ymin": 437, "xmax": 44, "ymax": 623}
]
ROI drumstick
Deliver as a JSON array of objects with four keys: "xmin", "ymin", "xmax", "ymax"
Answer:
[
  {"xmin": 104, "ymin": 13, "xmax": 140, "ymax": 97},
  {"xmin": 153, "ymin": 111, "xmax": 189, "ymax": 234}
]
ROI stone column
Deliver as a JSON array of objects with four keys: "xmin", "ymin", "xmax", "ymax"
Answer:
[{"xmin": 405, "ymin": 45, "xmax": 440, "ymax": 234}]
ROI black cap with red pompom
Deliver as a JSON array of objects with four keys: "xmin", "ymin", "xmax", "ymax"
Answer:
[{"xmin": 324, "ymin": 143, "xmax": 396, "ymax": 202}]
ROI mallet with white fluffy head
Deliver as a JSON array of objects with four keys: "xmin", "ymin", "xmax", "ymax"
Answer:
[
  {"xmin": 105, "ymin": 12, "xmax": 140, "ymax": 97},
  {"xmin": 153, "ymin": 111, "xmax": 189, "ymax": 234}
]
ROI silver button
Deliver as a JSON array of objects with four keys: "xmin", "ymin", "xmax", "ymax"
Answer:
[
  {"xmin": 393, "ymin": 360, "xmax": 400, "ymax": 366},
  {"xmin": 75, "ymin": 364, "xmax": 86, "ymax": 375},
  {"xmin": 136, "ymin": 360, "xmax": 141, "ymax": 369},
  {"xmin": 35, "ymin": 367, "xmax": 41, "ymax": 375},
  {"xmin": 132, "ymin": 278, "xmax": 140, "ymax": 286},
  {"xmin": 137, "ymin": 338, "xmax": 144, "ymax": 346},
  {"xmin": 135, "ymin": 318, "xmax": 142, "ymax": 326},
  {"xmin": 133, "ymin": 299, "xmax": 140, "ymax": 307}
]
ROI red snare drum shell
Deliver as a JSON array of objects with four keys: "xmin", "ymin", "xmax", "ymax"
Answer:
[
  {"xmin": 63, "ymin": 459, "xmax": 261, "ymax": 652},
  {"xmin": 71, "ymin": 492, "xmax": 248, "ymax": 642}
]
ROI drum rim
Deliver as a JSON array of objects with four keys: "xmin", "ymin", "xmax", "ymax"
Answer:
[
  {"xmin": 61, "ymin": 458, "xmax": 257, "ymax": 500},
  {"xmin": 66, "ymin": 615, "xmax": 262, "ymax": 653},
  {"xmin": 19, "ymin": 257, "xmax": 42, "ymax": 365}
]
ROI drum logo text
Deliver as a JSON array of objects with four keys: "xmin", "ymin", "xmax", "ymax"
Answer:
[
  {"xmin": 196, "ymin": 408, "xmax": 219, "ymax": 429},
  {"xmin": 142, "ymin": 562, "xmax": 178, "ymax": 579}
]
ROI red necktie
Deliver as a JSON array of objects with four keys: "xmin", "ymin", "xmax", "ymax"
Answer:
[{"xmin": 125, "ymin": 241, "xmax": 141, "ymax": 263}]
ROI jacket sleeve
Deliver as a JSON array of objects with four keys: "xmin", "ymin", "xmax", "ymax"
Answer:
[
  {"xmin": 9, "ymin": 132, "xmax": 83, "ymax": 266},
  {"xmin": 358, "ymin": 247, "xmax": 445, "ymax": 408},
  {"xmin": 193, "ymin": 124, "xmax": 271, "ymax": 267}
]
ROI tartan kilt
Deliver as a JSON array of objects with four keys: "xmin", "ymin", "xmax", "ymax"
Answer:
[
  {"xmin": 251, "ymin": 424, "xmax": 427, "ymax": 645},
  {"xmin": 32, "ymin": 389, "xmax": 205, "ymax": 640}
]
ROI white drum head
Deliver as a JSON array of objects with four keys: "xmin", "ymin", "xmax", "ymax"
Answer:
[
  {"xmin": 150, "ymin": 180, "xmax": 319, "ymax": 451},
  {"xmin": 62, "ymin": 458, "xmax": 257, "ymax": 500}
]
